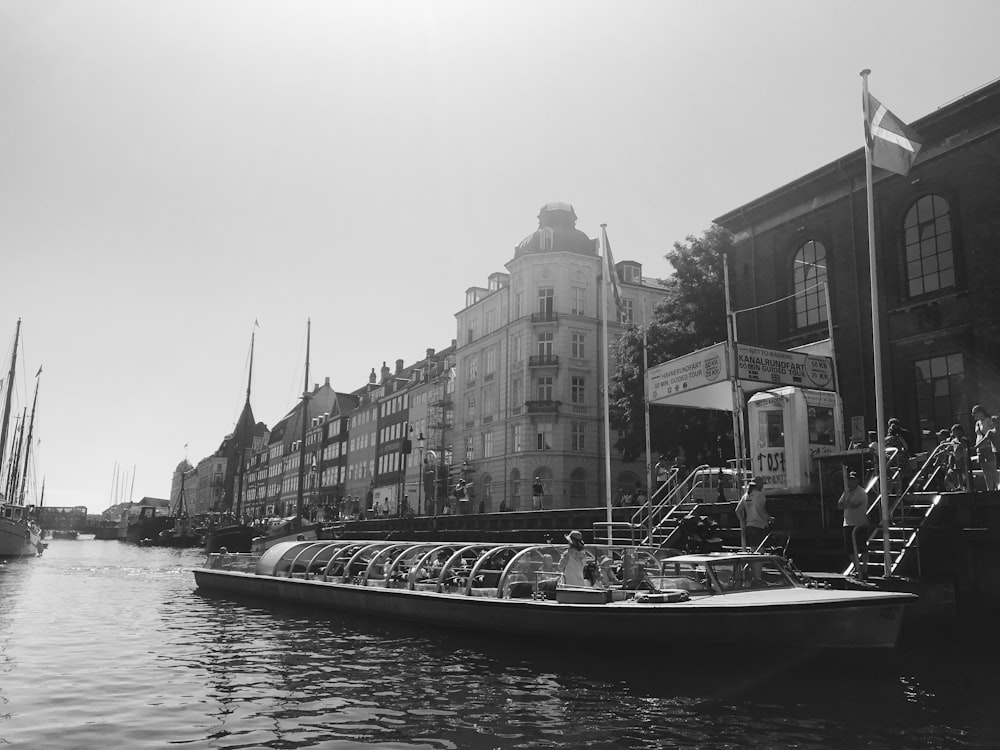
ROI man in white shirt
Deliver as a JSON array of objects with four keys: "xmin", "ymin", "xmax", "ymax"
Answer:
[
  {"xmin": 735, "ymin": 477, "xmax": 771, "ymax": 551},
  {"xmin": 838, "ymin": 471, "xmax": 871, "ymax": 580}
]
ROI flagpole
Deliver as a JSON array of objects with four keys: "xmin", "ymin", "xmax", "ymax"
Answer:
[
  {"xmin": 723, "ymin": 253, "xmax": 747, "ymax": 550},
  {"xmin": 861, "ymin": 68, "xmax": 893, "ymax": 579},
  {"xmin": 641, "ymin": 302, "xmax": 653, "ymax": 543},
  {"xmin": 600, "ymin": 225, "xmax": 614, "ymax": 535}
]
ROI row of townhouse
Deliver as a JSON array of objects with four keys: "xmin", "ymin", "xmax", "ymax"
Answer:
[{"xmin": 171, "ymin": 202, "xmax": 672, "ymax": 517}]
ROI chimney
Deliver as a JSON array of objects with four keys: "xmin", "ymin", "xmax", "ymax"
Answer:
[
  {"xmin": 324, "ymin": 377, "xmax": 330, "ymax": 387},
  {"xmin": 369, "ymin": 368, "xmax": 377, "ymax": 385},
  {"xmin": 380, "ymin": 361, "xmax": 390, "ymax": 382},
  {"xmin": 395, "ymin": 358, "xmax": 404, "ymax": 374},
  {"xmin": 451, "ymin": 338, "xmax": 458, "ymax": 349}
]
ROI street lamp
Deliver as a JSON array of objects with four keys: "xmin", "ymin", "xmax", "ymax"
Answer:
[{"xmin": 416, "ymin": 433, "xmax": 426, "ymax": 515}]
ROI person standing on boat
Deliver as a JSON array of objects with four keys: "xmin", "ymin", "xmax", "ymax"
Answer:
[
  {"xmin": 559, "ymin": 530, "xmax": 588, "ymax": 586},
  {"xmin": 838, "ymin": 471, "xmax": 871, "ymax": 581},
  {"xmin": 735, "ymin": 477, "xmax": 770, "ymax": 551}
]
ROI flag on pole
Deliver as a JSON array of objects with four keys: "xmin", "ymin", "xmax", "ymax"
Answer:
[
  {"xmin": 35, "ymin": 365, "xmax": 42, "ymax": 377},
  {"xmin": 602, "ymin": 226, "xmax": 624, "ymax": 317},
  {"xmin": 254, "ymin": 318, "xmax": 260, "ymax": 328},
  {"xmin": 864, "ymin": 92, "xmax": 923, "ymax": 176}
]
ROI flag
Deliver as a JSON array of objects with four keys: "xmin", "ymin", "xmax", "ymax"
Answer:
[
  {"xmin": 602, "ymin": 226, "xmax": 624, "ymax": 317},
  {"xmin": 35, "ymin": 365, "xmax": 42, "ymax": 377},
  {"xmin": 864, "ymin": 92, "xmax": 922, "ymax": 176},
  {"xmin": 254, "ymin": 319, "xmax": 260, "ymax": 328}
]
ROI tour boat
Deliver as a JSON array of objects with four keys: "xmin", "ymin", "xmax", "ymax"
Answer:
[{"xmin": 193, "ymin": 539, "xmax": 916, "ymax": 648}]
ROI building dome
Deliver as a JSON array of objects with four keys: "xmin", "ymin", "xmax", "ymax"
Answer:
[
  {"xmin": 514, "ymin": 202, "xmax": 598, "ymax": 257},
  {"xmin": 175, "ymin": 459, "xmax": 192, "ymax": 473}
]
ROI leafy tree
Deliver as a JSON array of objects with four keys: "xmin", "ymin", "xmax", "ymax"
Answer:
[{"xmin": 609, "ymin": 225, "xmax": 734, "ymax": 463}]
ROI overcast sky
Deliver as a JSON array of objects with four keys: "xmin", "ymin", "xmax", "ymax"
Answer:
[{"xmin": 2, "ymin": 0, "xmax": 996, "ymax": 510}]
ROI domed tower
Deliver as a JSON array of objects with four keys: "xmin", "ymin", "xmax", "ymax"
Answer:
[
  {"xmin": 170, "ymin": 459, "xmax": 193, "ymax": 511},
  {"xmin": 513, "ymin": 202, "xmax": 599, "ymax": 258}
]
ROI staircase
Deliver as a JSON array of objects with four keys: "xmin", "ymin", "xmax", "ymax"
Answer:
[
  {"xmin": 844, "ymin": 445, "xmax": 948, "ymax": 579},
  {"xmin": 593, "ymin": 465, "xmax": 714, "ymax": 549}
]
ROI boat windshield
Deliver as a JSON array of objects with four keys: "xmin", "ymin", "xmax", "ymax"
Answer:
[
  {"xmin": 654, "ymin": 560, "xmax": 714, "ymax": 594},
  {"xmin": 708, "ymin": 558, "xmax": 797, "ymax": 591}
]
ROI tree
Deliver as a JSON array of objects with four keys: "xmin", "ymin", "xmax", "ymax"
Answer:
[{"xmin": 609, "ymin": 225, "xmax": 733, "ymax": 462}]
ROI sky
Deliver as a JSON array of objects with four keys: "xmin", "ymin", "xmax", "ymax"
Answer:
[{"xmin": 1, "ymin": 0, "xmax": 997, "ymax": 511}]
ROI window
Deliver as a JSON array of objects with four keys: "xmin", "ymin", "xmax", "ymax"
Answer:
[
  {"xmin": 466, "ymin": 436, "xmax": 475, "ymax": 461},
  {"xmin": 571, "ymin": 376, "xmax": 585, "ymax": 404},
  {"xmin": 792, "ymin": 240, "xmax": 828, "ymax": 328},
  {"xmin": 621, "ymin": 298, "xmax": 634, "ymax": 323},
  {"xmin": 904, "ymin": 195, "xmax": 955, "ymax": 298},
  {"xmin": 485, "ymin": 309, "xmax": 497, "ymax": 334},
  {"xmin": 536, "ymin": 422, "xmax": 553, "ymax": 451},
  {"xmin": 511, "ymin": 378, "xmax": 522, "ymax": 409},
  {"xmin": 570, "ymin": 468, "xmax": 586, "ymax": 500},
  {"xmin": 467, "ymin": 356, "xmax": 478, "ymax": 383},
  {"xmin": 914, "ymin": 354, "xmax": 966, "ymax": 450},
  {"xmin": 623, "ymin": 264, "xmax": 641, "ymax": 283},
  {"xmin": 537, "ymin": 332, "xmax": 553, "ymax": 356},
  {"xmin": 758, "ymin": 410, "xmax": 785, "ymax": 447},
  {"xmin": 515, "ymin": 291, "xmax": 524, "ymax": 318},
  {"xmin": 511, "ymin": 468, "xmax": 521, "ymax": 506},
  {"xmin": 540, "ymin": 227, "xmax": 554, "ymax": 251},
  {"xmin": 466, "ymin": 394, "xmax": 476, "ymax": 417},
  {"xmin": 571, "ymin": 331, "xmax": 585, "ymax": 359},
  {"xmin": 512, "ymin": 422, "xmax": 523, "ymax": 452},
  {"xmin": 538, "ymin": 287, "xmax": 554, "ymax": 315},
  {"xmin": 484, "ymin": 347, "xmax": 496, "ymax": 376},
  {"xmin": 482, "ymin": 430, "xmax": 493, "ymax": 458},
  {"xmin": 537, "ymin": 376, "xmax": 554, "ymax": 401},
  {"xmin": 482, "ymin": 388, "xmax": 496, "ymax": 418},
  {"xmin": 571, "ymin": 422, "xmax": 585, "ymax": 451},
  {"xmin": 511, "ymin": 334, "xmax": 522, "ymax": 362},
  {"xmin": 571, "ymin": 287, "xmax": 585, "ymax": 316}
]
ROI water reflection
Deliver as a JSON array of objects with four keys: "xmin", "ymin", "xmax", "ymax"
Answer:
[{"xmin": 0, "ymin": 541, "xmax": 997, "ymax": 749}]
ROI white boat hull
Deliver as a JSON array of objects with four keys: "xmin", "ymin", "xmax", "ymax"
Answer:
[{"xmin": 194, "ymin": 567, "xmax": 911, "ymax": 649}]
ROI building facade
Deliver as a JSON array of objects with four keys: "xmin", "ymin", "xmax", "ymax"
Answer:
[{"xmin": 715, "ymin": 80, "xmax": 1000, "ymax": 452}]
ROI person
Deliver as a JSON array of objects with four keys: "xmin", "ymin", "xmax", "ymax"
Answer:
[
  {"xmin": 734, "ymin": 477, "xmax": 770, "ymax": 551},
  {"xmin": 456, "ymin": 480, "xmax": 470, "ymax": 514},
  {"xmin": 558, "ymin": 529, "xmax": 588, "ymax": 586},
  {"xmin": 532, "ymin": 477, "xmax": 544, "ymax": 510},
  {"xmin": 838, "ymin": 471, "xmax": 870, "ymax": 580},
  {"xmin": 498, "ymin": 499, "xmax": 508, "ymax": 512},
  {"xmin": 949, "ymin": 424, "xmax": 971, "ymax": 492},
  {"xmin": 931, "ymin": 429, "xmax": 954, "ymax": 491},
  {"xmin": 972, "ymin": 405, "xmax": 998, "ymax": 491},
  {"xmin": 635, "ymin": 482, "xmax": 648, "ymax": 506},
  {"xmin": 654, "ymin": 456, "xmax": 670, "ymax": 490},
  {"xmin": 381, "ymin": 498, "xmax": 390, "ymax": 518}
]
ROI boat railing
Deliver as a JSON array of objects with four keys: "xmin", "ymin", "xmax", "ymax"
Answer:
[{"xmin": 630, "ymin": 464, "xmax": 715, "ymax": 548}]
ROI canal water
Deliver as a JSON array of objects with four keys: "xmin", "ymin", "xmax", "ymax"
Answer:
[{"xmin": 0, "ymin": 539, "xmax": 996, "ymax": 749}]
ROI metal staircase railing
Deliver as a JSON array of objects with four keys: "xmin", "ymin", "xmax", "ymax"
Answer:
[
  {"xmin": 844, "ymin": 444, "xmax": 949, "ymax": 579},
  {"xmin": 629, "ymin": 464, "xmax": 714, "ymax": 549}
]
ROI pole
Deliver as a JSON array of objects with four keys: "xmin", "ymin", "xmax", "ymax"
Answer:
[
  {"xmin": 600, "ymin": 225, "xmax": 614, "ymax": 535},
  {"xmin": 641, "ymin": 303, "xmax": 654, "ymax": 543},
  {"xmin": 861, "ymin": 69, "xmax": 893, "ymax": 578},
  {"xmin": 723, "ymin": 254, "xmax": 747, "ymax": 550},
  {"xmin": 296, "ymin": 319, "xmax": 311, "ymax": 524},
  {"xmin": 0, "ymin": 319, "xmax": 20, "ymax": 488}
]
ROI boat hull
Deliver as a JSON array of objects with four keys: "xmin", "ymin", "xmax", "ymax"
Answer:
[
  {"xmin": 193, "ymin": 568, "xmax": 911, "ymax": 649},
  {"xmin": 0, "ymin": 518, "xmax": 44, "ymax": 557},
  {"xmin": 205, "ymin": 525, "xmax": 254, "ymax": 553}
]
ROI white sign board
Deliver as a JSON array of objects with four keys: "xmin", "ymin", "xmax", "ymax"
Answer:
[
  {"xmin": 646, "ymin": 343, "xmax": 729, "ymax": 403},
  {"xmin": 736, "ymin": 344, "xmax": 834, "ymax": 391}
]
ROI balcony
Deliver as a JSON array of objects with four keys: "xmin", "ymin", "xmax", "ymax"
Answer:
[
  {"xmin": 525, "ymin": 400, "xmax": 560, "ymax": 414},
  {"xmin": 528, "ymin": 354, "xmax": 559, "ymax": 368},
  {"xmin": 531, "ymin": 311, "xmax": 558, "ymax": 324}
]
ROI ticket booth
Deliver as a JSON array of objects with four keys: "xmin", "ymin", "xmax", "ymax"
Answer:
[{"xmin": 747, "ymin": 387, "xmax": 842, "ymax": 493}]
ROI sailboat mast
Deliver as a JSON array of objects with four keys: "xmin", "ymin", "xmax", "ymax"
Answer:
[
  {"xmin": 18, "ymin": 373, "xmax": 40, "ymax": 505},
  {"xmin": 7, "ymin": 410, "xmax": 26, "ymax": 502},
  {"xmin": 0, "ymin": 319, "xmax": 21, "ymax": 491},
  {"xmin": 129, "ymin": 465, "xmax": 136, "ymax": 503},
  {"xmin": 296, "ymin": 319, "xmax": 311, "ymax": 522},
  {"xmin": 234, "ymin": 329, "xmax": 255, "ymax": 519}
]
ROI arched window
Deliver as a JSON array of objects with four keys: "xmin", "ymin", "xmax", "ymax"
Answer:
[
  {"xmin": 792, "ymin": 240, "xmax": 828, "ymax": 329},
  {"xmin": 510, "ymin": 469, "xmax": 521, "ymax": 509},
  {"xmin": 904, "ymin": 195, "xmax": 955, "ymax": 297}
]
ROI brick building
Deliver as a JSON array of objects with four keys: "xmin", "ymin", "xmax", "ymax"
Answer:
[{"xmin": 715, "ymin": 80, "xmax": 1000, "ymax": 452}]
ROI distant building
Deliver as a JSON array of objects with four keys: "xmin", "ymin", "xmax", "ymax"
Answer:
[{"xmin": 715, "ymin": 79, "xmax": 1000, "ymax": 451}]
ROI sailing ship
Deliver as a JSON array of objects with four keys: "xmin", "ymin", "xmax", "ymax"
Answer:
[
  {"xmin": 0, "ymin": 320, "xmax": 45, "ymax": 557},
  {"xmin": 139, "ymin": 471, "xmax": 201, "ymax": 548},
  {"xmin": 205, "ymin": 327, "xmax": 262, "ymax": 553}
]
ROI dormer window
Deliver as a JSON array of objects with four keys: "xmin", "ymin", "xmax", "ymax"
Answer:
[
  {"xmin": 622, "ymin": 263, "xmax": 641, "ymax": 283},
  {"xmin": 540, "ymin": 227, "xmax": 554, "ymax": 251}
]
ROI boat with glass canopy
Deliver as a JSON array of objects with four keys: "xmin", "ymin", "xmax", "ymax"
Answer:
[{"xmin": 194, "ymin": 539, "xmax": 915, "ymax": 648}]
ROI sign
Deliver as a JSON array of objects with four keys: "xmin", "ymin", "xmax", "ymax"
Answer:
[
  {"xmin": 737, "ymin": 344, "xmax": 834, "ymax": 391},
  {"xmin": 753, "ymin": 447, "xmax": 787, "ymax": 489},
  {"xmin": 646, "ymin": 343, "xmax": 728, "ymax": 402}
]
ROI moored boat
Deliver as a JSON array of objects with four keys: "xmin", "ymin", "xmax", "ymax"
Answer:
[
  {"xmin": 194, "ymin": 540, "xmax": 917, "ymax": 648},
  {"xmin": 0, "ymin": 503, "xmax": 44, "ymax": 556},
  {"xmin": 51, "ymin": 529, "xmax": 79, "ymax": 540}
]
